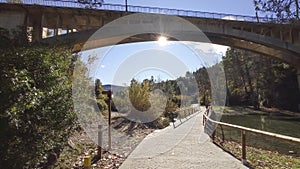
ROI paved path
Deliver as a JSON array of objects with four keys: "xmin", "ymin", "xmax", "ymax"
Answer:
[{"xmin": 119, "ymin": 110, "xmax": 248, "ymax": 169}]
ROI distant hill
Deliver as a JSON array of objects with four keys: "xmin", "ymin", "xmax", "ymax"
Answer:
[{"xmin": 102, "ymin": 84, "xmax": 126, "ymax": 93}]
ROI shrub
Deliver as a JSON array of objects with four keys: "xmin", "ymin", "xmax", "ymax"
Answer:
[{"xmin": 0, "ymin": 46, "xmax": 76, "ymax": 168}]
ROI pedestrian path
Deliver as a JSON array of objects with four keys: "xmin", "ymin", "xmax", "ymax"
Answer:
[{"xmin": 119, "ymin": 110, "xmax": 248, "ymax": 169}]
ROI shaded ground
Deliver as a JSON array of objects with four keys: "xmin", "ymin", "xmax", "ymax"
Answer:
[{"xmin": 52, "ymin": 113, "xmax": 155, "ymax": 169}]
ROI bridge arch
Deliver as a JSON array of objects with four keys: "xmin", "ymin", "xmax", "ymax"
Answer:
[{"xmin": 41, "ymin": 13, "xmax": 300, "ymax": 68}]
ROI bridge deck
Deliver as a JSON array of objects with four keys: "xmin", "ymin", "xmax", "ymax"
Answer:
[{"xmin": 119, "ymin": 110, "xmax": 247, "ymax": 169}]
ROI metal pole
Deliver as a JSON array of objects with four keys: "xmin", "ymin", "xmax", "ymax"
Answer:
[
  {"xmin": 241, "ymin": 130, "xmax": 246, "ymax": 163},
  {"xmin": 296, "ymin": 0, "xmax": 299, "ymax": 20},
  {"xmin": 101, "ymin": 90, "xmax": 112, "ymax": 150},
  {"xmin": 255, "ymin": 11, "xmax": 260, "ymax": 23},
  {"xmin": 125, "ymin": 0, "xmax": 128, "ymax": 12},
  {"xmin": 108, "ymin": 90, "xmax": 112, "ymax": 150}
]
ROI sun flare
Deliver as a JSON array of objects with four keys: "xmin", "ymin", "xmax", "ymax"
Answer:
[{"xmin": 157, "ymin": 36, "xmax": 168, "ymax": 46}]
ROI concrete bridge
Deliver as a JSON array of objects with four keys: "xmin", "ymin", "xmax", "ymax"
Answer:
[
  {"xmin": 1, "ymin": 0, "xmax": 300, "ymax": 108},
  {"xmin": 1, "ymin": 1, "xmax": 300, "ymax": 66}
]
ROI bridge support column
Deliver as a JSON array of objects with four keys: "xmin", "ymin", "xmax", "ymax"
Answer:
[
  {"xmin": 54, "ymin": 15, "xmax": 62, "ymax": 36},
  {"xmin": 31, "ymin": 11, "xmax": 42, "ymax": 42}
]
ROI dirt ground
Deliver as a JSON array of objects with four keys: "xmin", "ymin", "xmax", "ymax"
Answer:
[{"xmin": 52, "ymin": 115, "xmax": 155, "ymax": 169}]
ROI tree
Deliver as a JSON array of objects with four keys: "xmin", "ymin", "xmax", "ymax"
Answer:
[
  {"xmin": 0, "ymin": 27, "xmax": 77, "ymax": 168},
  {"xmin": 95, "ymin": 78, "xmax": 108, "ymax": 114},
  {"xmin": 254, "ymin": 0, "xmax": 300, "ymax": 22},
  {"xmin": 222, "ymin": 47, "xmax": 300, "ymax": 111},
  {"xmin": 78, "ymin": 0, "xmax": 104, "ymax": 8},
  {"xmin": 128, "ymin": 79, "xmax": 151, "ymax": 112},
  {"xmin": 0, "ymin": 47, "xmax": 76, "ymax": 168},
  {"xmin": 193, "ymin": 67, "xmax": 211, "ymax": 105}
]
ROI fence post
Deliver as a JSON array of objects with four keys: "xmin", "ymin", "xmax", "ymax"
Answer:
[
  {"xmin": 241, "ymin": 130, "xmax": 246, "ymax": 163},
  {"xmin": 108, "ymin": 91, "xmax": 112, "ymax": 150},
  {"xmin": 178, "ymin": 110, "xmax": 182, "ymax": 123},
  {"xmin": 212, "ymin": 130, "xmax": 216, "ymax": 141},
  {"xmin": 97, "ymin": 125, "xmax": 103, "ymax": 159}
]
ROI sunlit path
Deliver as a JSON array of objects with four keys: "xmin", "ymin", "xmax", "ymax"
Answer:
[{"xmin": 119, "ymin": 108, "xmax": 247, "ymax": 169}]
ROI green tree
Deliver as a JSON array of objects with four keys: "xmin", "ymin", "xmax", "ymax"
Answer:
[
  {"xmin": 128, "ymin": 79, "xmax": 151, "ymax": 112},
  {"xmin": 0, "ymin": 47, "xmax": 76, "ymax": 168},
  {"xmin": 95, "ymin": 79, "xmax": 108, "ymax": 114},
  {"xmin": 222, "ymin": 48, "xmax": 300, "ymax": 111},
  {"xmin": 0, "ymin": 27, "xmax": 77, "ymax": 168},
  {"xmin": 254, "ymin": 0, "xmax": 300, "ymax": 22},
  {"xmin": 193, "ymin": 67, "xmax": 211, "ymax": 105}
]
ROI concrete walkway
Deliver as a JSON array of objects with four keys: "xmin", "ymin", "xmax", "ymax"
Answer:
[{"xmin": 119, "ymin": 110, "xmax": 248, "ymax": 169}]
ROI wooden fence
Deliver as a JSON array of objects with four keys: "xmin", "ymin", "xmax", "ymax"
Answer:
[
  {"xmin": 203, "ymin": 111, "xmax": 300, "ymax": 162},
  {"xmin": 171, "ymin": 106, "xmax": 199, "ymax": 128}
]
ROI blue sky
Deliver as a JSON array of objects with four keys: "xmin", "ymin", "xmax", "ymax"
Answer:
[
  {"xmin": 84, "ymin": 41, "xmax": 223, "ymax": 85},
  {"xmin": 106, "ymin": 0, "xmax": 257, "ymax": 16},
  {"xmin": 81, "ymin": 0, "xmax": 256, "ymax": 85}
]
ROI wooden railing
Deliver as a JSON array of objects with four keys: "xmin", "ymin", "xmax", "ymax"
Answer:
[
  {"xmin": 203, "ymin": 111, "xmax": 300, "ymax": 163},
  {"xmin": 171, "ymin": 106, "xmax": 199, "ymax": 128}
]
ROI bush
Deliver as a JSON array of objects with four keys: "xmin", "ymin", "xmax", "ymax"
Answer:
[
  {"xmin": 156, "ymin": 117, "xmax": 170, "ymax": 129},
  {"xmin": 0, "ymin": 46, "xmax": 76, "ymax": 168},
  {"xmin": 145, "ymin": 116, "xmax": 170, "ymax": 129}
]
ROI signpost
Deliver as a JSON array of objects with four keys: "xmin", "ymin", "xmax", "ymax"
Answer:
[{"xmin": 102, "ymin": 90, "xmax": 112, "ymax": 150}]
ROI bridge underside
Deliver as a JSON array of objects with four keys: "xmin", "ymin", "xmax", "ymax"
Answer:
[
  {"xmin": 41, "ymin": 30, "xmax": 300, "ymax": 68},
  {"xmin": 40, "ymin": 30, "xmax": 300, "ymax": 110}
]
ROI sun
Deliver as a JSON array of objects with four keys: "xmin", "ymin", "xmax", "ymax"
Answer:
[{"xmin": 157, "ymin": 36, "xmax": 168, "ymax": 46}]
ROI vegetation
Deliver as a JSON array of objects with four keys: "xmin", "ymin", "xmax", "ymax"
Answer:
[
  {"xmin": 95, "ymin": 78, "xmax": 108, "ymax": 115},
  {"xmin": 112, "ymin": 78, "xmax": 175, "ymax": 129},
  {"xmin": 0, "ymin": 27, "xmax": 78, "ymax": 168},
  {"xmin": 167, "ymin": 48, "xmax": 299, "ymax": 112},
  {"xmin": 254, "ymin": 0, "xmax": 299, "ymax": 23},
  {"xmin": 222, "ymin": 48, "xmax": 300, "ymax": 111},
  {"xmin": 216, "ymin": 139, "xmax": 300, "ymax": 169},
  {"xmin": 77, "ymin": 0, "xmax": 104, "ymax": 8}
]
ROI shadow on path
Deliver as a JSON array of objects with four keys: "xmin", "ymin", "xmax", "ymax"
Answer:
[{"xmin": 120, "ymin": 108, "xmax": 249, "ymax": 169}]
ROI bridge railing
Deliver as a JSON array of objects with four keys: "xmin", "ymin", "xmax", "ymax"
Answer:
[
  {"xmin": 1, "ymin": 0, "xmax": 276, "ymax": 23},
  {"xmin": 203, "ymin": 111, "xmax": 300, "ymax": 163}
]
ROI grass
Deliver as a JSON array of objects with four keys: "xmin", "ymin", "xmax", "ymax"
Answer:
[
  {"xmin": 217, "ymin": 139, "xmax": 300, "ymax": 169},
  {"xmin": 213, "ymin": 106, "xmax": 269, "ymax": 115},
  {"xmin": 211, "ymin": 106, "xmax": 300, "ymax": 168}
]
